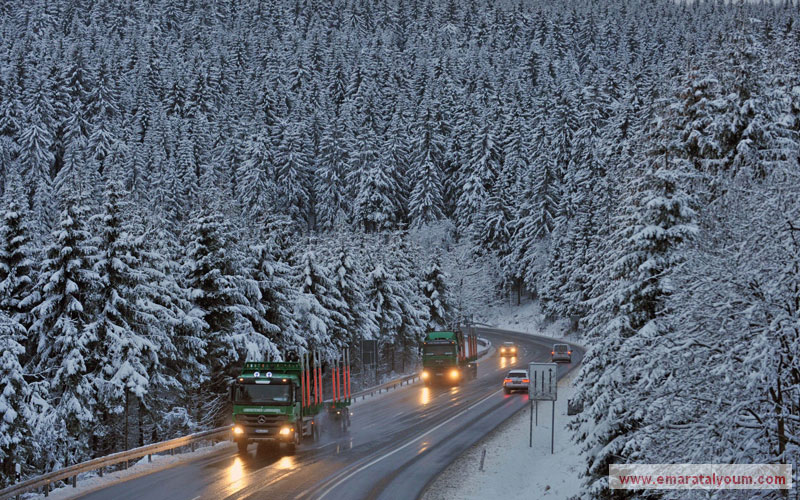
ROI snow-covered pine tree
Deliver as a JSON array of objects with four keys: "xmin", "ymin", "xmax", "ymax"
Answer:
[
  {"xmin": 183, "ymin": 209, "xmax": 252, "ymax": 424},
  {"xmin": 87, "ymin": 179, "xmax": 158, "ymax": 453},
  {"xmin": 364, "ymin": 260, "xmax": 403, "ymax": 372},
  {"xmin": 420, "ymin": 253, "xmax": 452, "ymax": 330},
  {"xmin": 476, "ymin": 165, "xmax": 514, "ymax": 259},
  {"xmin": 351, "ymin": 111, "xmax": 402, "ymax": 232},
  {"xmin": 246, "ymin": 242, "xmax": 302, "ymax": 353},
  {"xmin": 408, "ymin": 103, "xmax": 446, "ymax": 227},
  {"xmin": 294, "ymin": 249, "xmax": 346, "ymax": 354},
  {"xmin": 570, "ymin": 103, "xmax": 697, "ymax": 500},
  {"xmin": 387, "ymin": 238, "xmax": 429, "ymax": 372},
  {"xmin": 18, "ymin": 78, "xmax": 56, "ymax": 231},
  {"xmin": 331, "ymin": 242, "xmax": 376, "ymax": 345},
  {"xmin": 315, "ymin": 116, "xmax": 351, "ymax": 231},
  {"xmin": 134, "ymin": 214, "xmax": 204, "ymax": 442},
  {"xmin": 0, "ymin": 311, "xmax": 30, "ymax": 486},
  {"xmin": 274, "ymin": 120, "xmax": 312, "ymax": 230},
  {"xmin": 28, "ymin": 196, "xmax": 100, "ymax": 465},
  {"xmin": 456, "ymin": 119, "xmax": 501, "ymax": 238},
  {"xmin": 0, "ymin": 169, "xmax": 36, "ymax": 332},
  {"xmin": 237, "ymin": 131, "xmax": 276, "ymax": 224}
]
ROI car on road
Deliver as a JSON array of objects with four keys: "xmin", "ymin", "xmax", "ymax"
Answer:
[
  {"xmin": 503, "ymin": 370, "xmax": 529, "ymax": 394},
  {"xmin": 498, "ymin": 341, "xmax": 518, "ymax": 357},
  {"xmin": 551, "ymin": 343, "xmax": 572, "ymax": 363}
]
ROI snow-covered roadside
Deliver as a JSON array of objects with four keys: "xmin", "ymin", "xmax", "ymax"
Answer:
[
  {"xmin": 478, "ymin": 299, "xmax": 582, "ymax": 344},
  {"xmin": 31, "ymin": 441, "xmax": 235, "ymax": 500},
  {"xmin": 421, "ymin": 371, "xmax": 582, "ymax": 500}
]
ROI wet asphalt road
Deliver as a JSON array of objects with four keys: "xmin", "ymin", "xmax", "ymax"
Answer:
[{"xmin": 76, "ymin": 328, "xmax": 583, "ymax": 500}]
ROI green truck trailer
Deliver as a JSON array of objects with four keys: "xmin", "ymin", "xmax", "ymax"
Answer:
[
  {"xmin": 231, "ymin": 350, "xmax": 351, "ymax": 455},
  {"xmin": 420, "ymin": 328, "xmax": 479, "ymax": 385}
]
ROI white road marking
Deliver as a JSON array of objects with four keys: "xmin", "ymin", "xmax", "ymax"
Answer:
[{"xmin": 311, "ymin": 388, "xmax": 503, "ymax": 500}]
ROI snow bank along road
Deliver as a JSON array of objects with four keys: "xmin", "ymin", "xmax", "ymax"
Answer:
[{"xmin": 71, "ymin": 328, "xmax": 583, "ymax": 500}]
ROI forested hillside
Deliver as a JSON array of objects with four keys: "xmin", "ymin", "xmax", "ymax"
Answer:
[{"xmin": 1, "ymin": 0, "xmax": 799, "ymax": 495}]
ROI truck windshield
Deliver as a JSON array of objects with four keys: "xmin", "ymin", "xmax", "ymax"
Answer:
[
  {"xmin": 424, "ymin": 345, "xmax": 455, "ymax": 356},
  {"xmin": 234, "ymin": 383, "xmax": 292, "ymax": 405}
]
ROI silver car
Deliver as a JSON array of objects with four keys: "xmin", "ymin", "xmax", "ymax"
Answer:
[
  {"xmin": 503, "ymin": 370, "xmax": 529, "ymax": 394},
  {"xmin": 551, "ymin": 344, "xmax": 572, "ymax": 363}
]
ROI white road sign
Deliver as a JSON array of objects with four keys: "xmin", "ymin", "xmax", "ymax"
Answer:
[{"xmin": 528, "ymin": 362, "xmax": 558, "ymax": 401}]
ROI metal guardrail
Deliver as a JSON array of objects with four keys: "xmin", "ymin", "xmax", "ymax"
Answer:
[
  {"xmin": 0, "ymin": 370, "xmax": 435, "ymax": 499},
  {"xmin": 3, "ymin": 344, "xmax": 495, "ymax": 500},
  {"xmin": 351, "ymin": 372, "xmax": 421, "ymax": 400},
  {"xmin": 0, "ymin": 426, "xmax": 232, "ymax": 500}
]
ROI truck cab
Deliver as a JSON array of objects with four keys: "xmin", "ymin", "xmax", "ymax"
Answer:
[
  {"xmin": 421, "ymin": 330, "xmax": 478, "ymax": 385},
  {"xmin": 232, "ymin": 353, "xmax": 351, "ymax": 456},
  {"xmin": 231, "ymin": 364, "xmax": 309, "ymax": 454}
]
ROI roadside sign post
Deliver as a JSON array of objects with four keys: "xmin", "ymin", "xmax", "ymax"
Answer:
[
  {"xmin": 528, "ymin": 362, "xmax": 558, "ymax": 455},
  {"xmin": 529, "ymin": 399, "xmax": 533, "ymax": 448}
]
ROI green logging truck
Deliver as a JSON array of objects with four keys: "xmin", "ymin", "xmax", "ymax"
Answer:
[
  {"xmin": 421, "ymin": 328, "xmax": 479, "ymax": 385},
  {"xmin": 231, "ymin": 350, "xmax": 351, "ymax": 455}
]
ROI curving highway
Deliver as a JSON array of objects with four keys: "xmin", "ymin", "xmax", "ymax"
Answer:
[{"xmin": 74, "ymin": 328, "xmax": 583, "ymax": 500}]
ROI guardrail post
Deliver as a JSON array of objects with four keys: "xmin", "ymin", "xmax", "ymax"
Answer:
[
  {"xmin": 148, "ymin": 454, "xmax": 152, "ymax": 462},
  {"xmin": 191, "ymin": 442, "xmax": 195, "ymax": 453},
  {"xmin": 72, "ymin": 475, "xmax": 76, "ymax": 487},
  {"xmin": 99, "ymin": 466, "xmax": 103, "ymax": 477},
  {"xmin": 44, "ymin": 482, "xmax": 49, "ymax": 497}
]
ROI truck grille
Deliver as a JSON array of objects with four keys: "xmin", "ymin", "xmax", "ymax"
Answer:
[{"xmin": 237, "ymin": 414, "xmax": 288, "ymax": 425}]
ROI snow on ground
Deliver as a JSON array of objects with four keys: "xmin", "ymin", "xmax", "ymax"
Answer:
[
  {"xmin": 478, "ymin": 298, "xmax": 582, "ymax": 344},
  {"xmin": 32, "ymin": 441, "xmax": 235, "ymax": 500},
  {"xmin": 422, "ymin": 370, "xmax": 582, "ymax": 500}
]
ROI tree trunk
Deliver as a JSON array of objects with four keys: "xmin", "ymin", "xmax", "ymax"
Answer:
[
  {"xmin": 124, "ymin": 390, "xmax": 129, "ymax": 451},
  {"xmin": 138, "ymin": 398, "xmax": 145, "ymax": 447}
]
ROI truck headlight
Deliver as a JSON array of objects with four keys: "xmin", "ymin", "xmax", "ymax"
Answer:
[
  {"xmin": 421, "ymin": 370, "xmax": 429, "ymax": 380},
  {"xmin": 449, "ymin": 369, "xmax": 460, "ymax": 379},
  {"xmin": 279, "ymin": 426, "xmax": 292, "ymax": 436},
  {"xmin": 233, "ymin": 426, "xmax": 244, "ymax": 435}
]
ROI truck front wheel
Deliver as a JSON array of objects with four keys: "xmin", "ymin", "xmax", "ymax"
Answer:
[{"xmin": 237, "ymin": 439, "xmax": 248, "ymax": 454}]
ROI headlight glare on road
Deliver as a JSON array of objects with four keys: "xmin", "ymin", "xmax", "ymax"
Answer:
[
  {"xmin": 233, "ymin": 426, "xmax": 244, "ymax": 435},
  {"xmin": 279, "ymin": 426, "xmax": 292, "ymax": 436}
]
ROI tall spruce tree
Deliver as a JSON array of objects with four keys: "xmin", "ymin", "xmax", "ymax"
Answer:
[{"xmin": 28, "ymin": 197, "xmax": 99, "ymax": 465}]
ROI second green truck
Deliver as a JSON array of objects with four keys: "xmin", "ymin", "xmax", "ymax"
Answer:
[{"xmin": 421, "ymin": 328, "xmax": 479, "ymax": 385}]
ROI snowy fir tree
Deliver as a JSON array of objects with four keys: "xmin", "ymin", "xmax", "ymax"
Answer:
[
  {"xmin": 420, "ymin": 253, "xmax": 452, "ymax": 331},
  {"xmin": 28, "ymin": 197, "xmax": 100, "ymax": 466},
  {"xmin": 0, "ymin": 312, "xmax": 30, "ymax": 486},
  {"xmin": 86, "ymin": 179, "xmax": 158, "ymax": 453},
  {"xmin": 183, "ymin": 209, "xmax": 253, "ymax": 422},
  {"xmin": 293, "ymin": 249, "xmax": 345, "ymax": 355},
  {"xmin": 0, "ymin": 170, "xmax": 35, "ymax": 329}
]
